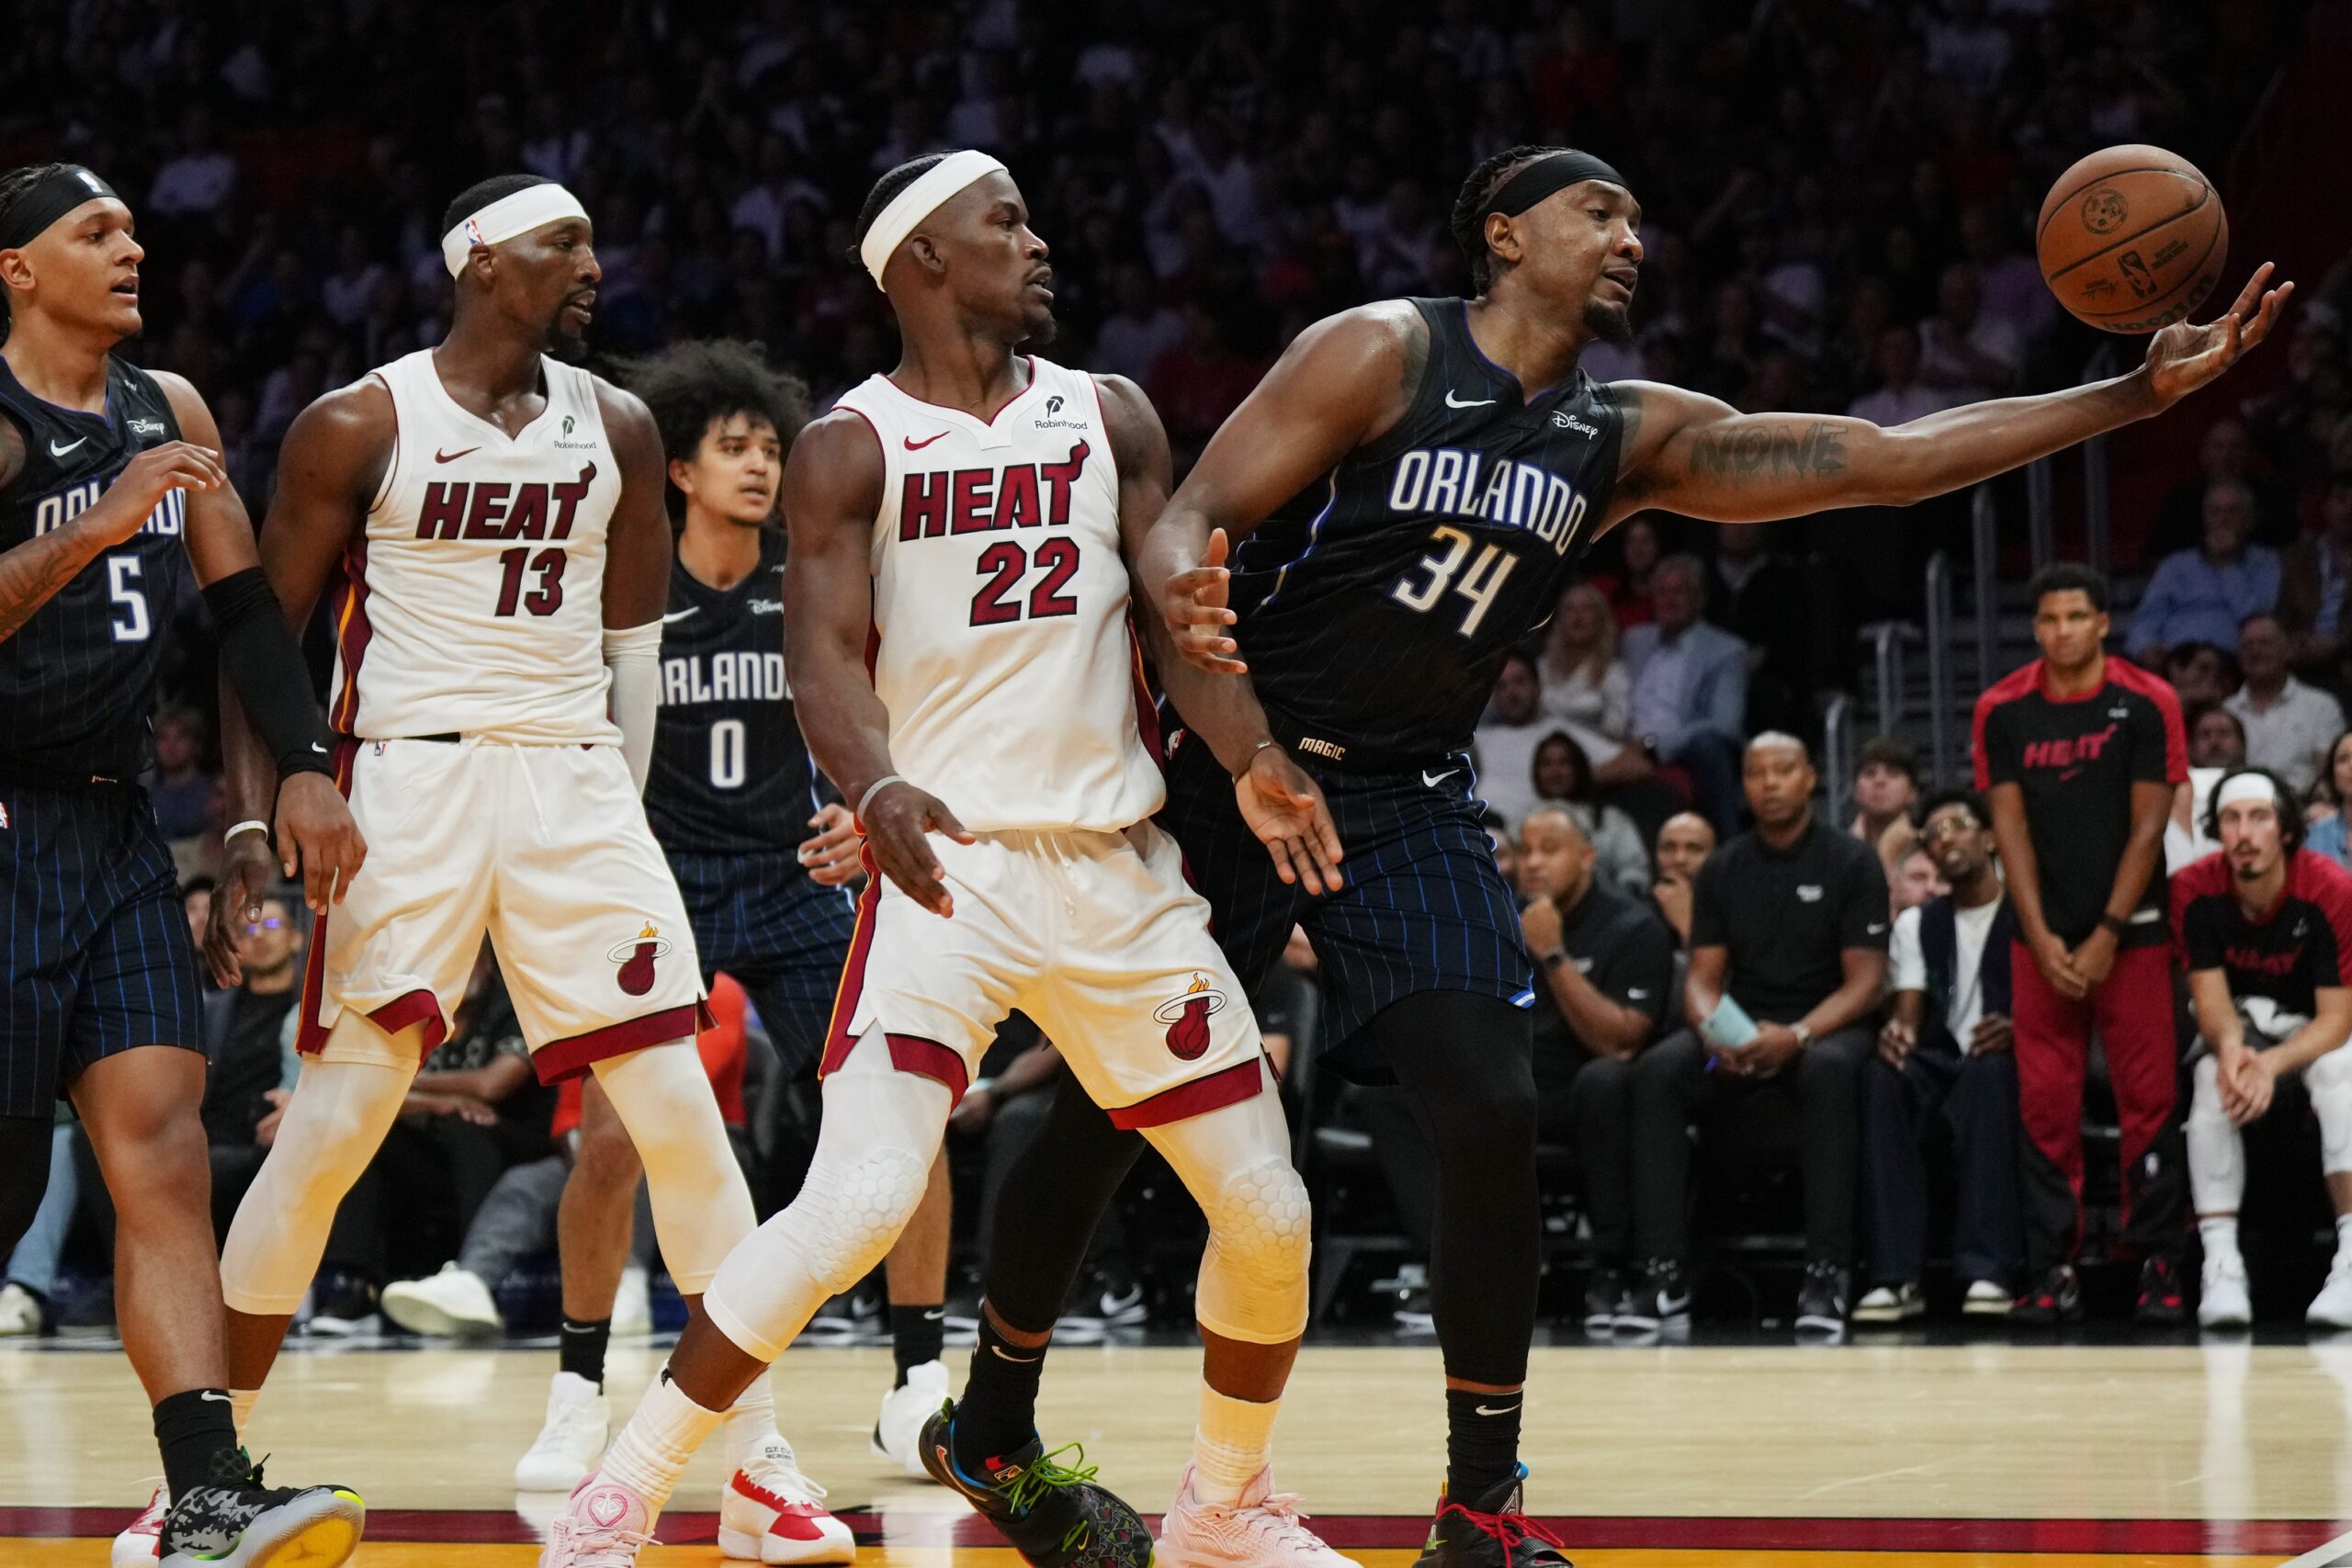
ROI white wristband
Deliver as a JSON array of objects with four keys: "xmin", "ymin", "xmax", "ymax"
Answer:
[
  {"xmin": 856, "ymin": 774, "xmax": 907, "ymax": 821},
  {"xmin": 225, "ymin": 819, "xmax": 269, "ymax": 845}
]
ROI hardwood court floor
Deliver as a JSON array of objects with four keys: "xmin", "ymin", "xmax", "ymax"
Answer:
[{"xmin": 6, "ymin": 1336, "xmax": 2352, "ymax": 1565}]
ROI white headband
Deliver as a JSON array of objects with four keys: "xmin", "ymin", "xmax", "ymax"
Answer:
[
  {"xmin": 441, "ymin": 183, "xmax": 591, "ymax": 278},
  {"xmin": 857, "ymin": 151, "xmax": 1008, "ymax": 290},
  {"xmin": 2215, "ymin": 773, "xmax": 2283, "ymax": 812}
]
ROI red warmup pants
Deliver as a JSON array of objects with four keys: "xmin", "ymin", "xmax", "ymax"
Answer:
[{"xmin": 2009, "ymin": 939, "xmax": 2187, "ymax": 1273}]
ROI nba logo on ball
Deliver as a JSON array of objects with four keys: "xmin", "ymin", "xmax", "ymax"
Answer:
[
  {"xmin": 606, "ymin": 922, "xmax": 672, "ymax": 997},
  {"xmin": 2079, "ymin": 186, "xmax": 2129, "ymax": 234},
  {"xmin": 1154, "ymin": 973, "xmax": 1227, "ymax": 1061}
]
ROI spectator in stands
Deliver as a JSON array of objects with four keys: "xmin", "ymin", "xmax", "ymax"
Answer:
[
  {"xmin": 1537, "ymin": 582, "xmax": 1632, "ymax": 746},
  {"xmin": 2172, "ymin": 701, "xmax": 2248, "ymax": 869},
  {"xmin": 1707, "ymin": 523, "xmax": 1815, "ymax": 739},
  {"xmin": 146, "ymin": 707, "xmax": 219, "ymax": 843},
  {"xmin": 1858, "ymin": 788, "xmax": 2022, "ymax": 1324},
  {"xmin": 2130, "ymin": 481, "xmax": 2282, "ymax": 666},
  {"xmin": 2163, "ymin": 640, "xmax": 2243, "ymax": 711},
  {"xmin": 1917, "ymin": 263, "xmax": 2023, "ymax": 405},
  {"xmin": 1473, "ymin": 650, "xmax": 1549, "ymax": 829},
  {"xmin": 1601, "ymin": 514, "xmax": 1663, "ymax": 629},
  {"xmin": 1627, "ymin": 734, "xmax": 1888, "ymax": 1341},
  {"xmin": 200, "ymin": 893, "xmax": 306, "ymax": 1240},
  {"xmin": 2154, "ymin": 416, "xmax": 2291, "ymax": 557},
  {"xmin": 1648, "ymin": 812, "xmax": 1716, "ymax": 951},
  {"xmin": 1514, "ymin": 807, "xmax": 1676, "ymax": 1337},
  {"xmin": 2225, "ymin": 613, "xmax": 2346, "ymax": 797},
  {"xmin": 1847, "ymin": 325, "xmax": 1953, "ymax": 428},
  {"xmin": 1529, "ymin": 731, "xmax": 1650, "ymax": 895},
  {"xmin": 1977, "ymin": 564, "xmax": 2189, "ymax": 1325},
  {"xmin": 182, "ymin": 877, "xmax": 215, "ymax": 970},
  {"xmin": 2280, "ymin": 473, "xmax": 2352, "ymax": 678},
  {"xmin": 1850, "ymin": 735, "xmax": 1924, "ymax": 878},
  {"xmin": 1485, "ymin": 810, "xmax": 1520, "ymax": 891},
  {"xmin": 2188, "ymin": 701, "xmax": 2250, "ymax": 771},
  {"xmin": 1891, "ymin": 846, "xmax": 1948, "ymax": 914},
  {"xmin": 2307, "ymin": 732, "xmax": 2352, "ymax": 870},
  {"xmin": 1624, "ymin": 554, "xmax": 1749, "ymax": 838},
  {"xmin": 2176, "ymin": 769, "xmax": 2352, "ymax": 1329}
]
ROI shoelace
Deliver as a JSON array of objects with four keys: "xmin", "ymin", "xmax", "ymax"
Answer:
[
  {"xmin": 1231, "ymin": 1489, "xmax": 1324, "ymax": 1547},
  {"xmin": 743, "ymin": 1453, "xmax": 830, "ymax": 1504},
  {"xmin": 996, "ymin": 1443, "xmax": 1101, "ymax": 1554},
  {"xmin": 1440, "ymin": 1501, "xmax": 1570, "ymax": 1562},
  {"xmin": 554, "ymin": 1514, "xmax": 656, "ymax": 1567}
]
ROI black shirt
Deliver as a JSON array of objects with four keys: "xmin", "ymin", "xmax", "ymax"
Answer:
[
  {"xmin": 1530, "ymin": 881, "xmax": 1674, "ymax": 1102},
  {"xmin": 2173, "ymin": 847, "xmax": 2352, "ymax": 1019},
  {"xmin": 1690, "ymin": 818, "xmax": 1891, "ymax": 1024},
  {"xmin": 200, "ymin": 988, "xmax": 296, "ymax": 1146}
]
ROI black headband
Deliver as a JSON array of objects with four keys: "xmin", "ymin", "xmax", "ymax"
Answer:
[
  {"xmin": 0, "ymin": 166, "xmax": 119, "ymax": 251},
  {"xmin": 1487, "ymin": 151, "xmax": 1629, "ymax": 219}
]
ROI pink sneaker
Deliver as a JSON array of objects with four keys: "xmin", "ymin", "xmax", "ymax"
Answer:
[
  {"xmin": 1158, "ymin": 1465, "xmax": 1358, "ymax": 1568},
  {"xmin": 719, "ymin": 1438, "xmax": 856, "ymax": 1562},
  {"xmin": 538, "ymin": 1471, "xmax": 657, "ymax": 1567},
  {"xmin": 111, "ymin": 1482, "xmax": 164, "ymax": 1566}
]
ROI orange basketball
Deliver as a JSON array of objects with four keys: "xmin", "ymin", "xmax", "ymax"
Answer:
[{"xmin": 2036, "ymin": 144, "xmax": 2227, "ymax": 333}]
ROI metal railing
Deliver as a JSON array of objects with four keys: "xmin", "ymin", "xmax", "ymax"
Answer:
[
  {"xmin": 1821, "ymin": 693, "xmax": 1854, "ymax": 825},
  {"xmin": 1972, "ymin": 483, "xmax": 1998, "ymax": 697},
  {"xmin": 1865, "ymin": 620, "xmax": 1916, "ymax": 737},
  {"xmin": 1924, "ymin": 550, "xmax": 1955, "ymax": 785},
  {"xmin": 2082, "ymin": 341, "xmax": 2121, "ymax": 581}
]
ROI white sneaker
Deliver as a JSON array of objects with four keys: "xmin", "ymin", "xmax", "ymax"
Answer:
[
  {"xmin": 871, "ymin": 1360, "xmax": 948, "ymax": 1480},
  {"xmin": 539, "ymin": 1471, "xmax": 655, "ymax": 1567},
  {"xmin": 1157, "ymin": 1466, "xmax": 1356, "ymax": 1568},
  {"xmin": 2310, "ymin": 1258, "xmax": 2352, "ymax": 1331},
  {"xmin": 1852, "ymin": 1282, "xmax": 1924, "ymax": 1324},
  {"xmin": 516, "ymin": 1372, "xmax": 610, "ymax": 1492},
  {"xmin": 380, "ymin": 1263, "xmax": 503, "ymax": 1338},
  {"xmin": 112, "ymin": 1481, "xmax": 164, "ymax": 1567},
  {"xmin": 0, "ymin": 1281, "xmax": 41, "ymax": 1336},
  {"xmin": 719, "ymin": 1437, "xmax": 855, "ymax": 1563},
  {"xmin": 612, "ymin": 1266, "xmax": 652, "ymax": 1338},
  {"xmin": 1962, "ymin": 1280, "xmax": 2013, "ymax": 1317},
  {"xmin": 2201, "ymin": 1252, "xmax": 2254, "ymax": 1329}
]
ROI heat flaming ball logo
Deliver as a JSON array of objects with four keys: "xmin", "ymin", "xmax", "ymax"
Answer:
[
  {"xmin": 607, "ymin": 921, "xmax": 673, "ymax": 998},
  {"xmin": 1154, "ymin": 972, "xmax": 1227, "ymax": 1061}
]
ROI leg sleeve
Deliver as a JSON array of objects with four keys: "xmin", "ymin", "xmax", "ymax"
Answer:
[
  {"xmin": 1138, "ymin": 1059, "xmax": 1309, "ymax": 1345},
  {"xmin": 589, "ymin": 1040, "xmax": 756, "ymax": 1296},
  {"xmin": 975, "ymin": 1071, "xmax": 1144, "ymax": 1334}
]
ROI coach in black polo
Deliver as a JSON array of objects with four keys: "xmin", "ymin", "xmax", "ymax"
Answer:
[{"xmin": 1626, "ymin": 732, "xmax": 1889, "ymax": 1340}]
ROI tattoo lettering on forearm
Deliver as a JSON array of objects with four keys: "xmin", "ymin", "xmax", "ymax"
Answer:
[
  {"xmin": 1687, "ymin": 421, "xmax": 1848, "ymax": 482},
  {"xmin": 0, "ymin": 531, "xmax": 100, "ymax": 642}
]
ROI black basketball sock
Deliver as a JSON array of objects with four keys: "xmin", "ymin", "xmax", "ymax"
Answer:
[
  {"xmin": 1443, "ymin": 1386, "xmax": 1522, "ymax": 1504},
  {"xmin": 560, "ymin": 1315, "xmax": 612, "ymax": 1388},
  {"xmin": 153, "ymin": 1389, "xmax": 246, "ymax": 1502},
  {"xmin": 891, "ymin": 1303, "xmax": 945, "ymax": 1387},
  {"xmin": 953, "ymin": 1314, "xmax": 1046, "ymax": 1471}
]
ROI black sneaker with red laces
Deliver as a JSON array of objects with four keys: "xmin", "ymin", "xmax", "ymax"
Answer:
[
  {"xmin": 2136, "ymin": 1255, "xmax": 2188, "ymax": 1324},
  {"xmin": 2009, "ymin": 1265, "xmax": 2085, "ymax": 1325},
  {"xmin": 1413, "ymin": 1467, "xmax": 1576, "ymax": 1568}
]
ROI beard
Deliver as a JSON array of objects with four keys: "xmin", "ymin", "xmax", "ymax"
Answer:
[
  {"xmin": 1583, "ymin": 297, "xmax": 1634, "ymax": 346},
  {"xmin": 545, "ymin": 322, "xmax": 590, "ymax": 364},
  {"xmin": 1020, "ymin": 305, "xmax": 1059, "ymax": 347}
]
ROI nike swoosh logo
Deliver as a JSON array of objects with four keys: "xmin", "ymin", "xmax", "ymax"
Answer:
[
  {"xmin": 435, "ymin": 446, "xmax": 480, "ymax": 463},
  {"xmin": 989, "ymin": 1344, "xmax": 1042, "ymax": 1363},
  {"xmin": 903, "ymin": 431, "xmax": 949, "ymax": 450},
  {"xmin": 199, "ymin": 1391, "xmax": 232, "ymax": 1404},
  {"xmin": 1444, "ymin": 390, "xmax": 1496, "ymax": 409},
  {"xmin": 1867, "ymin": 923, "xmax": 1887, "ymax": 934},
  {"xmin": 311, "ymin": 742, "xmax": 328, "ymax": 753},
  {"xmin": 662, "ymin": 607, "xmax": 698, "ymax": 624},
  {"xmin": 1473, "ymin": 1401, "xmax": 1522, "ymax": 1416},
  {"xmin": 923, "ymin": 1308, "xmax": 945, "ymax": 1322},
  {"xmin": 49, "ymin": 437, "xmax": 88, "ymax": 457},
  {"xmin": 1422, "ymin": 768, "xmax": 1459, "ymax": 788}
]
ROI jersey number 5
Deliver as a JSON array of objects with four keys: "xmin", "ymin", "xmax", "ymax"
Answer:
[
  {"xmin": 493, "ymin": 547, "xmax": 568, "ymax": 616},
  {"xmin": 970, "ymin": 538, "xmax": 1080, "ymax": 626},
  {"xmin": 1390, "ymin": 525, "xmax": 1517, "ymax": 637}
]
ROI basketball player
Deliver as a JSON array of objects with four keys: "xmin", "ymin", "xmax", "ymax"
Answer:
[
  {"xmin": 203, "ymin": 176, "xmax": 841, "ymax": 1564},
  {"xmin": 539, "ymin": 151, "xmax": 1349, "ymax": 1568},
  {"xmin": 0, "ymin": 163, "xmax": 368, "ymax": 1568},
  {"xmin": 960, "ymin": 144, "xmax": 2292, "ymax": 1567}
]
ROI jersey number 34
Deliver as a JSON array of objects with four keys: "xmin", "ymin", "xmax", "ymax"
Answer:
[{"xmin": 1390, "ymin": 525, "xmax": 1517, "ymax": 637}]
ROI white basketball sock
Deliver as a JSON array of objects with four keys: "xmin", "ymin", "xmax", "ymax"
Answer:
[
  {"xmin": 1193, "ymin": 1385, "xmax": 1279, "ymax": 1506},
  {"xmin": 725, "ymin": 1373, "xmax": 779, "ymax": 1472},
  {"xmin": 2199, "ymin": 1213, "xmax": 2241, "ymax": 1268},
  {"xmin": 2335, "ymin": 1213, "xmax": 2352, "ymax": 1271},
  {"xmin": 599, "ymin": 1370, "xmax": 725, "ymax": 1517}
]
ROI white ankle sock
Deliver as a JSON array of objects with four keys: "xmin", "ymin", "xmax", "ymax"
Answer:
[
  {"xmin": 1193, "ymin": 1385, "xmax": 1279, "ymax": 1506},
  {"xmin": 2334, "ymin": 1213, "xmax": 2352, "ymax": 1269},
  {"xmin": 725, "ymin": 1373, "xmax": 779, "ymax": 1472},
  {"xmin": 231, "ymin": 1388, "xmax": 259, "ymax": 1442},
  {"xmin": 599, "ymin": 1371, "xmax": 725, "ymax": 1517},
  {"xmin": 2199, "ymin": 1214, "xmax": 2242, "ymax": 1266}
]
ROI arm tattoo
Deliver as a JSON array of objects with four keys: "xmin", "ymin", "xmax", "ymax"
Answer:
[
  {"xmin": 0, "ymin": 527, "xmax": 103, "ymax": 642},
  {"xmin": 1611, "ymin": 386, "xmax": 1653, "ymax": 502},
  {"xmin": 1685, "ymin": 420, "xmax": 1848, "ymax": 483},
  {"xmin": 1397, "ymin": 313, "xmax": 1430, "ymax": 406}
]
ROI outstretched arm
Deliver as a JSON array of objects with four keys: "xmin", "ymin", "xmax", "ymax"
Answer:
[
  {"xmin": 1606, "ymin": 265, "xmax": 2293, "ymax": 529},
  {"xmin": 782, "ymin": 411, "xmax": 972, "ymax": 918}
]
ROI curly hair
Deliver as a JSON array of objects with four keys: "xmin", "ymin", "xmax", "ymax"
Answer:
[
  {"xmin": 612, "ymin": 339, "xmax": 811, "ymax": 519},
  {"xmin": 1449, "ymin": 144, "xmax": 1567, "ymax": 294}
]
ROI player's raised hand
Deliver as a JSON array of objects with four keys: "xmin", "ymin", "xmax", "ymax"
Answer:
[
  {"xmin": 863, "ymin": 779, "xmax": 976, "ymax": 918},
  {"xmin": 204, "ymin": 828, "xmax": 277, "ymax": 987},
  {"xmin": 798, "ymin": 801, "xmax": 865, "ymax": 886},
  {"xmin": 2143, "ymin": 263, "xmax": 2293, "ymax": 407},
  {"xmin": 276, "ymin": 772, "xmax": 368, "ymax": 914},
  {"xmin": 1163, "ymin": 526, "xmax": 1246, "ymax": 675},
  {"xmin": 87, "ymin": 441, "xmax": 228, "ymax": 544},
  {"xmin": 1234, "ymin": 743, "xmax": 1345, "ymax": 895}
]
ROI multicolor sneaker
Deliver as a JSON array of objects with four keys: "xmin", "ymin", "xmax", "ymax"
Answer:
[
  {"xmin": 538, "ymin": 1471, "xmax": 656, "ymax": 1567},
  {"xmin": 1158, "ymin": 1465, "xmax": 1356, "ymax": 1568},
  {"xmin": 918, "ymin": 1402, "xmax": 1154, "ymax": 1568},
  {"xmin": 111, "ymin": 1481, "xmax": 164, "ymax": 1566},
  {"xmin": 719, "ymin": 1436, "xmax": 855, "ymax": 1563},
  {"xmin": 2136, "ymin": 1255, "xmax": 2188, "ymax": 1325},
  {"xmin": 158, "ymin": 1457, "xmax": 364, "ymax": 1568},
  {"xmin": 1413, "ymin": 1469, "xmax": 1573, "ymax": 1568},
  {"xmin": 2009, "ymin": 1265, "xmax": 2084, "ymax": 1325}
]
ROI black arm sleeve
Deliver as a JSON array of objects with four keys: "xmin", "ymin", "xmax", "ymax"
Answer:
[{"xmin": 201, "ymin": 567, "xmax": 332, "ymax": 780}]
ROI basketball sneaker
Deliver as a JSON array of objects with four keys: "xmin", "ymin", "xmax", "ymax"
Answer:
[
  {"xmin": 516, "ymin": 1372, "xmax": 610, "ymax": 1492},
  {"xmin": 158, "ymin": 1457, "xmax": 364, "ymax": 1568},
  {"xmin": 1613, "ymin": 1260, "xmax": 1689, "ymax": 1338},
  {"xmin": 719, "ymin": 1436, "xmax": 855, "ymax": 1563},
  {"xmin": 2009, "ymin": 1265, "xmax": 2083, "ymax": 1325},
  {"xmin": 539, "ymin": 1471, "xmax": 656, "ymax": 1568},
  {"xmin": 300, "ymin": 1270, "xmax": 379, "ymax": 1337},
  {"xmin": 1158, "ymin": 1464, "xmax": 1357, "ymax": 1568},
  {"xmin": 0, "ymin": 1280, "xmax": 45, "ymax": 1336},
  {"xmin": 1853, "ymin": 1281, "xmax": 1924, "ymax": 1325},
  {"xmin": 112, "ymin": 1481, "xmax": 164, "ymax": 1566},
  {"xmin": 1962, "ymin": 1280, "xmax": 2013, "ymax": 1317},
  {"xmin": 917, "ymin": 1402, "xmax": 1154, "ymax": 1568},
  {"xmin": 380, "ymin": 1262, "xmax": 503, "ymax": 1338},
  {"xmin": 2308, "ymin": 1257, "xmax": 2352, "ymax": 1331},
  {"xmin": 2199, "ymin": 1252, "xmax": 2253, "ymax": 1330},
  {"xmin": 1579, "ymin": 1268, "xmax": 1626, "ymax": 1337},
  {"xmin": 1412, "ymin": 1467, "xmax": 1574, "ymax": 1568},
  {"xmin": 2136, "ymin": 1256, "xmax": 2188, "ymax": 1325},
  {"xmin": 873, "ymin": 1359, "xmax": 949, "ymax": 1478}
]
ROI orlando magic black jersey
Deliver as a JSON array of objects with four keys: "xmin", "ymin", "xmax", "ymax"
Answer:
[
  {"xmin": 1225, "ymin": 297, "xmax": 1623, "ymax": 763},
  {"xmin": 645, "ymin": 528, "xmax": 825, "ymax": 857},
  {"xmin": 0, "ymin": 355, "xmax": 188, "ymax": 782}
]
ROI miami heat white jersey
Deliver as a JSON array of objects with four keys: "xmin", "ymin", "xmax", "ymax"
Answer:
[
  {"xmin": 831, "ymin": 357, "xmax": 1164, "ymax": 834},
  {"xmin": 327, "ymin": 350, "xmax": 625, "ymax": 744}
]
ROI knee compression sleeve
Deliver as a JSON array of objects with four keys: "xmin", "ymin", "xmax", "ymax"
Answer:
[
  {"xmin": 220, "ymin": 1041, "xmax": 415, "ymax": 1313},
  {"xmin": 0, "ymin": 1114, "xmax": 55, "ymax": 1260},
  {"xmin": 2308, "ymin": 1047, "xmax": 2352, "ymax": 1175},
  {"xmin": 2186, "ymin": 1052, "xmax": 2245, "ymax": 1215},
  {"xmin": 591, "ymin": 1041, "xmax": 756, "ymax": 1295},
  {"xmin": 1146, "ymin": 1066, "xmax": 1310, "ymax": 1344},
  {"xmin": 704, "ymin": 1033, "xmax": 949, "ymax": 1360}
]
